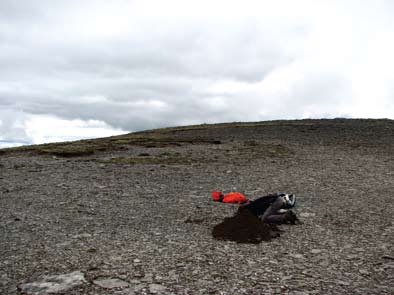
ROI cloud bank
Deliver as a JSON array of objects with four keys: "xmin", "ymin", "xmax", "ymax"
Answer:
[{"xmin": 1, "ymin": 0, "xmax": 393, "ymax": 146}]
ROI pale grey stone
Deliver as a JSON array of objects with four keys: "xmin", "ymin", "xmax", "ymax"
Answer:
[
  {"xmin": 300, "ymin": 212, "xmax": 316, "ymax": 218},
  {"xmin": 18, "ymin": 271, "xmax": 86, "ymax": 295},
  {"xmin": 93, "ymin": 278, "xmax": 129, "ymax": 289},
  {"xmin": 290, "ymin": 253, "xmax": 304, "ymax": 259},
  {"xmin": 337, "ymin": 280, "xmax": 351, "ymax": 286},
  {"xmin": 133, "ymin": 283, "xmax": 147, "ymax": 291},
  {"xmin": 72, "ymin": 233, "xmax": 92, "ymax": 239},
  {"xmin": 359, "ymin": 269, "xmax": 370, "ymax": 275},
  {"xmin": 149, "ymin": 283, "xmax": 167, "ymax": 293},
  {"xmin": 290, "ymin": 291, "xmax": 310, "ymax": 295}
]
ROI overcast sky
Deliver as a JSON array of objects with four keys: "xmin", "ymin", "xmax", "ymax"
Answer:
[{"xmin": 0, "ymin": 0, "xmax": 393, "ymax": 147}]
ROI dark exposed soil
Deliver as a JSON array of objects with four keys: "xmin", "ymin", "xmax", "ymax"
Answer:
[
  {"xmin": 212, "ymin": 209, "xmax": 281, "ymax": 243},
  {"xmin": 0, "ymin": 119, "xmax": 393, "ymax": 295}
]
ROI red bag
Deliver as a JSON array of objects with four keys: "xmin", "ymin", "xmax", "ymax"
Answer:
[
  {"xmin": 222, "ymin": 192, "xmax": 249, "ymax": 204},
  {"xmin": 211, "ymin": 191, "xmax": 224, "ymax": 201}
]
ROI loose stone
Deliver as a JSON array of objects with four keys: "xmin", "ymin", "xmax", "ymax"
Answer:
[
  {"xmin": 92, "ymin": 278, "xmax": 129, "ymax": 289},
  {"xmin": 18, "ymin": 271, "xmax": 86, "ymax": 295},
  {"xmin": 149, "ymin": 283, "xmax": 167, "ymax": 293}
]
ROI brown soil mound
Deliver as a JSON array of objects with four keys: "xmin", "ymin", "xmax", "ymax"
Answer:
[{"xmin": 212, "ymin": 209, "xmax": 280, "ymax": 243}]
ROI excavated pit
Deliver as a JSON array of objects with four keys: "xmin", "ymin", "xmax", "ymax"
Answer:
[{"xmin": 212, "ymin": 209, "xmax": 281, "ymax": 243}]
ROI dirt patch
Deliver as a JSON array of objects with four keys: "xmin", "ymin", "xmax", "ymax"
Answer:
[{"xmin": 212, "ymin": 209, "xmax": 281, "ymax": 244}]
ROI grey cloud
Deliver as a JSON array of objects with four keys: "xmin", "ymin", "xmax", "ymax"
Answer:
[
  {"xmin": 0, "ymin": 0, "xmax": 393, "ymax": 146},
  {"xmin": 0, "ymin": 110, "xmax": 30, "ymax": 143}
]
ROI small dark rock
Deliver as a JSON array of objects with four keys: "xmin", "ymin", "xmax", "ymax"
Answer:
[{"xmin": 184, "ymin": 217, "xmax": 205, "ymax": 224}]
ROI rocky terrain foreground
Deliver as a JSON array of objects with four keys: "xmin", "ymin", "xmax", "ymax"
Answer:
[{"xmin": 0, "ymin": 119, "xmax": 393, "ymax": 295}]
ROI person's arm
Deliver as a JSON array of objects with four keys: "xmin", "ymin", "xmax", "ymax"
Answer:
[{"xmin": 260, "ymin": 196, "xmax": 285, "ymax": 223}]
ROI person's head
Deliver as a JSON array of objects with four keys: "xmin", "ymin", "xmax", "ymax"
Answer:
[{"xmin": 282, "ymin": 193, "xmax": 296, "ymax": 209}]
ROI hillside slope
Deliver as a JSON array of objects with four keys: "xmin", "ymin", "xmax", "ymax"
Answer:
[{"xmin": 1, "ymin": 119, "xmax": 393, "ymax": 294}]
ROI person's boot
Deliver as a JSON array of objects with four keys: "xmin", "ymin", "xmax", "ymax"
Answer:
[{"xmin": 285, "ymin": 210, "xmax": 301, "ymax": 224}]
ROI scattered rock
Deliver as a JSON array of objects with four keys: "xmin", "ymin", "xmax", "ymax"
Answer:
[
  {"xmin": 359, "ymin": 269, "xmax": 370, "ymax": 275},
  {"xmin": 337, "ymin": 280, "xmax": 351, "ymax": 286},
  {"xmin": 18, "ymin": 271, "xmax": 86, "ymax": 295},
  {"xmin": 92, "ymin": 278, "xmax": 129, "ymax": 289},
  {"xmin": 291, "ymin": 291, "xmax": 310, "ymax": 295},
  {"xmin": 72, "ymin": 233, "xmax": 92, "ymax": 239},
  {"xmin": 290, "ymin": 254, "xmax": 304, "ymax": 259},
  {"xmin": 311, "ymin": 249, "xmax": 323, "ymax": 254},
  {"xmin": 345, "ymin": 254, "xmax": 359, "ymax": 260},
  {"xmin": 382, "ymin": 255, "xmax": 394, "ymax": 260},
  {"xmin": 149, "ymin": 283, "xmax": 167, "ymax": 293},
  {"xmin": 2, "ymin": 119, "xmax": 393, "ymax": 295},
  {"xmin": 141, "ymin": 273, "xmax": 154, "ymax": 283},
  {"xmin": 184, "ymin": 217, "xmax": 205, "ymax": 224},
  {"xmin": 133, "ymin": 283, "xmax": 146, "ymax": 292},
  {"xmin": 300, "ymin": 212, "xmax": 316, "ymax": 218}
]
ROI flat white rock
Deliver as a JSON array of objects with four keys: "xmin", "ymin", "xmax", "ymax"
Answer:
[{"xmin": 18, "ymin": 271, "xmax": 86, "ymax": 295}]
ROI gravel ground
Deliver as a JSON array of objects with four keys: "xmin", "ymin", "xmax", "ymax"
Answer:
[{"xmin": 0, "ymin": 119, "xmax": 393, "ymax": 295}]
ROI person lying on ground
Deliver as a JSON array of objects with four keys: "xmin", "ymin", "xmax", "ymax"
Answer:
[{"xmin": 239, "ymin": 193, "xmax": 299, "ymax": 224}]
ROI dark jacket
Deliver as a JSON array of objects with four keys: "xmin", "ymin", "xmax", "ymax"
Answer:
[{"xmin": 239, "ymin": 193, "xmax": 281, "ymax": 216}]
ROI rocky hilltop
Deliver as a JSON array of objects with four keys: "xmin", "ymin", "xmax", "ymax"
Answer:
[{"xmin": 0, "ymin": 119, "xmax": 393, "ymax": 294}]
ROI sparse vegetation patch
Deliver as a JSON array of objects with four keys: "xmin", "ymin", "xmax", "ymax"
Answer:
[
  {"xmin": 37, "ymin": 145, "xmax": 97, "ymax": 157},
  {"xmin": 97, "ymin": 151, "xmax": 200, "ymax": 166},
  {"xmin": 241, "ymin": 143, "xmax": 294, "ymax": 158}
]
